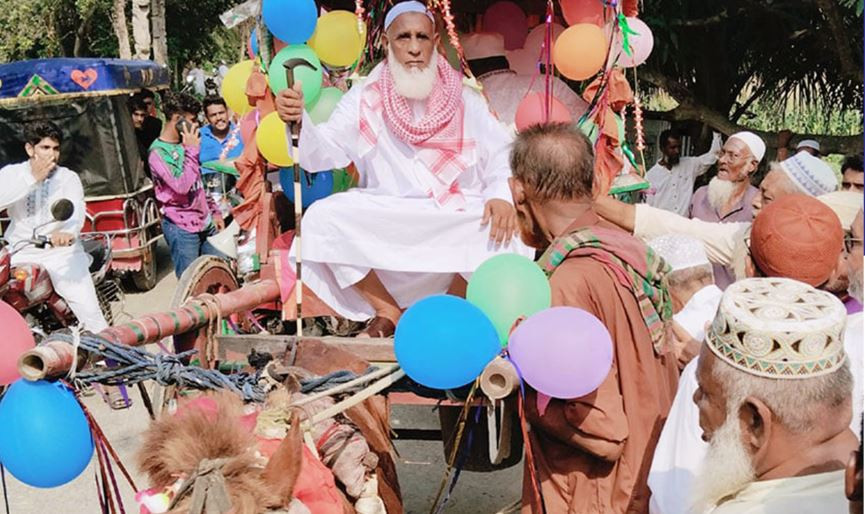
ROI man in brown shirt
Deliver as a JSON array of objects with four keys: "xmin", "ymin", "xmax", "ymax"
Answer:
[{"xmin": 509, "ymin": 123, "xmax": 679, "ymax": 513}]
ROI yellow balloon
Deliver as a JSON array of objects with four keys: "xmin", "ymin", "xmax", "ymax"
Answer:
[
  {"xmin": 221, "ymin": 60, "xmax": 255, "ymax": 115},
  {"xmin": 308, "ymin": 10, "xmax": 367, "ymax": 68},
  {"xmin": 256, "ymin": 112, "xmax": 294, "ymax": 167}
]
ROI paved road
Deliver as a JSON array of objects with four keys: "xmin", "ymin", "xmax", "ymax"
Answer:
[{"xmin": 4, "ymin": 241, "xmax": 523, "ymax": 513}]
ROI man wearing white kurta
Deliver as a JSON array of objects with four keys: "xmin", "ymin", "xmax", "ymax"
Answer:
[
  {"xmin": 0, "ymin": 122, "xmax": 108, "ymax": 332},
  {"xmin": 276, "ymin": 1, "xmax": 531, "ymax": 335}
]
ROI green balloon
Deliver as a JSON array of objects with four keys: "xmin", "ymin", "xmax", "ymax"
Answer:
[
  {"xmin": 308, "ymin": 87, "xmax": 344, "ymax": 124},
  {"xmin": 467, "ymin": 254, "xmax": 552, "ymax": 346},
  {"xmin": 268, "ymin": 44, "xmax": 323, "ymax": 107}
]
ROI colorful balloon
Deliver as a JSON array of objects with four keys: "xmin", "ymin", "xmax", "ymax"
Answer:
[
  {"xmin": 482, "ymin": 1, "xmax": 529, "ymax": 50},
  {"xmin": 514, "ymin": 92, "xmax": 572, "ymax": 132},
  {"xmin": 221, "ymin": 60, "xmax": 255, "ymax": 115},
  {"xmin": 508, "ymin": 307, "xmax": 613, "ymax": 399},
  {"xmin": 467, "ymin": 254, "xmax": 552, "ymax": 346},
  {"xmin": 308, "ymin": 10, "xmax": 367, "ymax": 68},
  {"xmin": 616, "ymin": 17, "xmax": 654, "ymax": 68},
  {"xmin": 553, "ymin": 24, "xmax": 607, "ymax": 81},
  {"xmin": 256, "ymin": 112, "xmax": 294, "ymax": 167},
  {"xmin": 0, "ymin": 380, "xmax": 94, "ymax": 487},
  {"xmin": 395, "ymin": 295, "xmax": 500, "ymax": 389},
  {"xmin": 307, "ymin": 87, "xmax": 344, "ymax": 125},
  {"xmin": 279, "ymin": 169, "xmax": 334, "ymax": 208},
  {"xmin": 248, "ymin": 28, "xmax": 259, "ymax": 59},
  {"xmin": 0, "ymin": 301, "xmax": 35, "ymax": 385},
  {"xmin": 262, "ymin": 0, "xmax": 318, "ymax": 44},
  {"xmin": 268, "ymin": 45, "xmax": 323, "ymax": 107},
  {"xmin": 560, "ymin": 0, "xmax": 612, "ymax": 26}
]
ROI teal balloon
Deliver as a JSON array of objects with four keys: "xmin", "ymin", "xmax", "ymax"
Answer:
[
  {"xmin": 0, "ymin": 380, "xmax": 94, "ymax": 488},
  {"xmin": 467, "ymin": 254, "xmax": 552, "ymax": 346},
  {"xmin": 268, "ymin": 45, "xmax": 323, "ymax": 107},
  {"xmin": 395, "ymin": 295, "xmax": 500, "ymax": 389},
  {"xmin": 262, "ymin": 0, "xmax": 317, "ymax": 44},
  {"xmin": 308, "ymin": 87, "xmax": 344, "ymax": 124}
]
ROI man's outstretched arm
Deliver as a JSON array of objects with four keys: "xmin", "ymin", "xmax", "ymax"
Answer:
[{"xmin": 593, "ymin": 195, "xmax": 637, "ymax": 233}]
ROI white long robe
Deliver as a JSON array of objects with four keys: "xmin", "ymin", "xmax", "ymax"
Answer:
[
  {"xmin": 292, "ymin": 76, "xmax": 533, "ymax": 320},
  {"xmin": 0, "ymin": 162, "xmax": 108, "ymax": 332}
]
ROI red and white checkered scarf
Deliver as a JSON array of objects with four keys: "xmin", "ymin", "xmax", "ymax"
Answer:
[{"xmin": 359, "ymin": 57, "xmax": 475, "ymax": 209}]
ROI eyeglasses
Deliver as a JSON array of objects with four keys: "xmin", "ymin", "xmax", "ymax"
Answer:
[{"xmin": 845, "ymin": 234, "xmax": 864, "ymax": 253}]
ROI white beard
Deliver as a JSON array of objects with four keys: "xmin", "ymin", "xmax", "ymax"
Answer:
[
  {"xmin": 849, "ymin": 269, "xmax": 864, "ymax": 304},
  {"xmin": 707, "ymin": 176, "xmax": 739, "ymax": 212},
  {"xmin": 387, "ymin": 47, "xmax": 438, "ymax": 101},
  {"xmin": 691, "ymin": 414, "xmax": 756, "ymax": 513}
]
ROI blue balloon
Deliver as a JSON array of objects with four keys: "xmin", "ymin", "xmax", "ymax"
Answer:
[
  {"xmin": 395, "ymin": 295, "xmax": 500, "ymax": 390},
  {"xmin": 0, "ymin": 380, "xmax": 94, "ymax": 488},
  {"xmin": 262, "ymin": 0, "xmax": 318, "ymax": 44},
  {"xmin": 250, "ymin": 28, "xmax": 259, "ymax": 57},
  {"xmin": 280, "ymin": 169, "xmax": 334, "ymax": 208}
]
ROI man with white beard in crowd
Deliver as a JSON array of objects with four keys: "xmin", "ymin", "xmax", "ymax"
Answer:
[
  {"xmin": 275, "ymin": 1, "xmax": 531, "ymax": 336},
  {"xmin": 688, "ymin": 132, "xmax": 763, "ymax": 289},
  {"xmin": 692, "ymin": 277, "xmax": 856, "ymax": 513}
]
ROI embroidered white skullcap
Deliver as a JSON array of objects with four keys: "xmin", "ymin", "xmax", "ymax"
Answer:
[
  {"xmin": 385, "ymin": 1, "xmax": 434, "ymax": 31},
  {"xmin": 797, "ymin": 139, "xmax": 821, "ymax": 153},
  {"xmin": 706, "ymin": 277, "xmax": 847, "ymax": 379},
  {"xmin": 729, "ymin": 131, "xmax": 766, "ymax": 162},
  {"xmin": 674, "ymin": 284, "xmax": 723, "ymax": 341},
  {"xmin": 818, "ymin": 190, "xmax": 862, "ymax": 231},
  {"xmin": 649, "ymin": 234, "xmax": 711, "ymax": 272},
  {"xmin": 780, "ymin": 151, "xmax": 838, "ymax": 196}
]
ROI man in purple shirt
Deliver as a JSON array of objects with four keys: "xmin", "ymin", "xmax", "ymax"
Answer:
[
  {"xmin": 688, "ymin": 132, "xmax": 764, "ymax": 289},
  {"xmin": 148, "ymin": 92, "xmax": 225, "ymax": 277}
]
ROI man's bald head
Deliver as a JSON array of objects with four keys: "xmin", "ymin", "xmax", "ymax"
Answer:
[{"xmin": 510, "ymin": 122, "xmax": 595, "ymax": 201}]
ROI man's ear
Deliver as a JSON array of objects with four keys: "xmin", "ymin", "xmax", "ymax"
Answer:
[
  {"xmin": 739, "ymin": 396, "xmax": 773, "ymax": 456},
  {"xmin": 24, "ymin": 142, "xmax": 35, "ymax": 159},
  {"xmin": 509, "ymin": 177, "xmax": 525, "ymax": 205},
  {"xmin": 747, "ymin": 159, "xmax": 759, "ymax": 175}
]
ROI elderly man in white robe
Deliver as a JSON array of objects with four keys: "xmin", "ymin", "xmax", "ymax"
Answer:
[
  {"xmin": 276, "ymin": 1, "xmax": 531, "ymax": 336},
  {"xmin": 0, "ymin": 121, "xmax": 108, "ymax": 332}
]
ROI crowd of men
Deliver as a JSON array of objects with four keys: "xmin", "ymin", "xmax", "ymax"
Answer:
[{"xmin": 0, "ymin": 0, "xmax": 860, "ymax": 510}]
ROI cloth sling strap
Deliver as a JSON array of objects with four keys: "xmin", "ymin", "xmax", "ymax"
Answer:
[{"xmin": 537, "ymin": 226, "xmax": 672, "ymax": 353}]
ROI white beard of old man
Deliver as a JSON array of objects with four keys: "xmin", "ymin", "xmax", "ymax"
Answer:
[
  {"xmin": 274, "ymin": 0, "xmax": 532, "ymax": 337},
  {"xmin": 691, "ymin": 278, "xmax": 855, "ymax": 514}
]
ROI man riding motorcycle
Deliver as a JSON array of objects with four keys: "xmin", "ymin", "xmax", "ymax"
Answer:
[{"xmin": 0, "ymin": 121, "xmax": 108, "ymax": 332}]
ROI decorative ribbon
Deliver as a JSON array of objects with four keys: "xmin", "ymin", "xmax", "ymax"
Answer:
[{"xmin": 618, "ymin": 13, "xmax": 639, "ymax": 57}]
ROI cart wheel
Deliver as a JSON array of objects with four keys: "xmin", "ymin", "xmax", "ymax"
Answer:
[
  {"xmin": 150, "ymin": 255, "xmax": 238, "ymax": 419},
  {"xmin": 130, "ymin": 242, "xmax": 158, "ymax": 291}
]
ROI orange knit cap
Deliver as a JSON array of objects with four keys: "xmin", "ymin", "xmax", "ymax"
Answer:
[{"xmin": 749, "ymin": 194, "xmax": 843, "ymax": 287}]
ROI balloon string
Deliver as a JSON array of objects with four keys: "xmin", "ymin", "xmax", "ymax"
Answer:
[
  {"xmin": 428, "ymin": 381, "xmax": 478, "ymax": 514},
  {"xmin": 0, "ymin": 464, "xmax": 9, "ymax": 514},
  {"xmin": 504, "ymin": 354, "xmax": 546, "ymax": 514},
  {"xmin": 543, "ymin": 2, "xmax": 553, "ymax": 122}
]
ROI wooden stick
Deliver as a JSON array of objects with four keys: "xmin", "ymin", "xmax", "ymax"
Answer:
[{"xmin": 290, "ymin": 363, "xmax": 400, "ymax": 407}]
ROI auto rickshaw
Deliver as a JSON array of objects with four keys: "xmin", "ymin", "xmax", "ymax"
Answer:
[{"xmin": 0, "ymin": 58, "xmax": 169, "ymax": 290}]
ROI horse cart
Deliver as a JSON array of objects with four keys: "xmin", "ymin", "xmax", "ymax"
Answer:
[{"xmin": 0, "ymin": 58, "xmax": 169, "ymax": 291}]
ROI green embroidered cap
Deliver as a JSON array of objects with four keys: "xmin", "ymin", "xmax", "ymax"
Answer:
[{"xmin": 707, "ymin": 277, "xmax": 847, "ymax": 379}]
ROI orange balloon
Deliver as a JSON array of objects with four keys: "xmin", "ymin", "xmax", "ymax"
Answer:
[{"xmin": 553, "ymin": 24, "xmax": 607, "ymax": 81}]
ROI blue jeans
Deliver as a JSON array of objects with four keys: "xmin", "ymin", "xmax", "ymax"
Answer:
[{"xmin": 162, "ymin": 218, "xmax": 224, "ymax": 278}]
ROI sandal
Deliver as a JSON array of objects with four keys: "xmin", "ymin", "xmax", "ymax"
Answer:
[
  {"xmin": 358, "ymin": 316, "xmax": 396, "ymax": 338},
  {"xmin": 105, "ymin": 385, "xmax": 132, "ymax": 410}
]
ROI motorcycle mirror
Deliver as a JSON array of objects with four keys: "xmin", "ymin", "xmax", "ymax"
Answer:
[{"xmin": 51, "ymin": 199, "xmax": 74, "ymax": 222}]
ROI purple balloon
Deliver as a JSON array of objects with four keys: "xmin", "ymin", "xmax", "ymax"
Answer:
[{"xmin": 507, "ymin": 307, "xmax": 613, "ymax": 399}]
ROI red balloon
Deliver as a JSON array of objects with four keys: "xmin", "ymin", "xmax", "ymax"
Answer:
[
  {"xmin": 561, "ymin": 0, "xmax": 612, "ymax": 26},
  {"xmin": 0, "ymin": 301, "xmax": 35, "ymax": 385},
  {"xmin": 515, "ymin": 92, "xmax": 572, "ymax": 132},
  {"xmin": 482, "ymin": 1, "xmax": 529, "ymax": 50}
]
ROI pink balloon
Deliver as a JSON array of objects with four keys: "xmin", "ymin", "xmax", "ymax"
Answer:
[
  {"xmin": 506, "ymin": 48, "xmax": 537, "ymax": 75},
  {"xmin": 523, "ymin": 22, "xmax": 565, "ymax": 55},
  {"xmin": 483, "ymin": 1, "xmax": 529, "ymax": 51},
  {"xmin": 515, "ymin": 92, "xmax": 572, "ymax": 132},
  {"xmin": 0, "ymin": 301, "xmax": 35, "ymax": 385},
  {"xmin": 507, "ymin": 307, "xmax": 613, "ymax": 399},
  {"xmin": 560, "ymin": 0, "xmax": 613, "ymax": 26},
  {"xmin": 617, "ymin": 17, "xmax": 654, "ymax": 68}
]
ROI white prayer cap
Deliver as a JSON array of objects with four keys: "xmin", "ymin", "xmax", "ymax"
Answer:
[
  {"xmin": 673, "ymin": 284, "xmax": 723, "ymax": 341},
  {"xmin": 796, "ymin": 139, "xmax": 821, "ymax": 153},
  {"xmin": 779, "ymin": 151, "xmax": 838, "ymax": 196},
  {"xmin": 818, "ymin": 190, "xmax": 862, "ymax": 231},
  {"xmin": 649, "ymin": 234, "xmax": 710, "ymax": 272},
  {"xmin": 385, "ymin": 1, "xmax": 434, "ymax": 31},
  {"xmin": 729, "ymin": 131, "xmax": 766, "ymax": 162}
]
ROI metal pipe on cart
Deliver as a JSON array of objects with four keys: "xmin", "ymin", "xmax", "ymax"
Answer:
[
  {"xmin": 17, "ymin": 279, "xmax": 282, "ymax": 381},
  {"xmin": 282, "ymin": 58, "xmax": 316, "ymax": 338}
]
